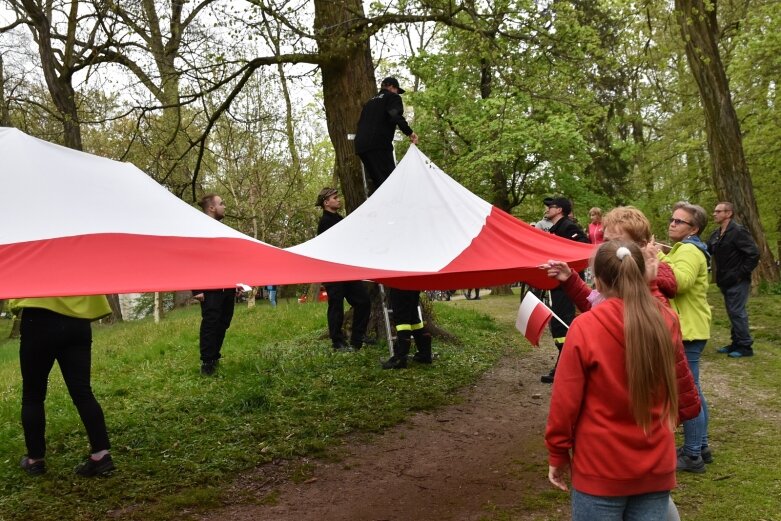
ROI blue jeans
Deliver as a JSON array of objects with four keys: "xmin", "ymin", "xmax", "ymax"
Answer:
[
  {"xmin": 572, "ymin": 489, "xmax": 670, "ymax": 521},
  {"xmin": 722, "ymin": 280, "xmax": 752, "ymax": 350},
  {"xmin": 682, "ymin": 340, "xmax": 709, "ymax": 455}
]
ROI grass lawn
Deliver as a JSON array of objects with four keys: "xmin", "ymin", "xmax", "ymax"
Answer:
[
  {"xmin": 0, "ymin": 287, "xmax": 779, "ymax": 521},
  {"xmin": 670, "ymin": 288, "xmax": 781, "ymax": 520},
  {"xmin": 0, "ymin": 297, "xmax": 511, "ymax": 521}
]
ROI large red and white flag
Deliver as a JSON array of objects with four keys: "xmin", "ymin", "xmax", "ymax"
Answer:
[
  {"xmin": 515, "ymin": 291, "xmax": 553, "ymax": 347},
  {"xmin": 1, "ymin": 128, "xmax": 593, "ymax": 298}
]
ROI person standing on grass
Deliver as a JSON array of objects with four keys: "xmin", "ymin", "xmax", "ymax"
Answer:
[
  {"xmin": 193, "ymin": 194, "xmax": 236, "ymax": 376},
  {"xmin": 662, "ymin": 201, "xmax": 712, "ymax": 473},
  {"xmin": 267, "ymin": 286, "xmax": 278, "ymax": 308},
  {"xmin": 10, "ymin": 296, "xmax": 115, "ymax": 477},
  {"xmin": 316, "ymin": 188, "xmax": 370, "ymax": 352},
  {"xmin": 546, "ymin": 241, "xmax": 699, "ymax": 520},
  {"xmin": 540, "ymin": 196, "xmax": 590, "ymax": 384},
  {"xmin": 707, "ymin": 202, "xmax": 759, "ymax": 358}
]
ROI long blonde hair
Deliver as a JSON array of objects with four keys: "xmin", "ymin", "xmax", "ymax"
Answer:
[{"xmin": 593, "ymin": 240, "xmax": 678, "ymax": 430}]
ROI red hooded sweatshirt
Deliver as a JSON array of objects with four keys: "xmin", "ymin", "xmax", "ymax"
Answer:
[{"xmin": 545, "ymin": 298, "xmax": 697, "ymax": 497}]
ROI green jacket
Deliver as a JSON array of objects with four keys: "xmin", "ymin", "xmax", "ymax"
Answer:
[
  {"xmin": 9, "ymin": 296, "xmax": 112, "ymax": 321},
  {"xmin": 661, "ymin": 243, "xmax": 711, "ymax": 341}
]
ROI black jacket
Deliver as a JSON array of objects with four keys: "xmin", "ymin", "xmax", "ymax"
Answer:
[
  {"xmin": 549, "ymin": 217, "xmax": 590, "ymax": 244},
  {"xmin": 547, "ymin": 216, "xmax": 589, "ymax": 338},
  {"xmin": 706, "ymin": 220, "xmax": 759, "ymax": 288},
  {"xmin": 354, "ymin": 89, "xmax": 413, "ymax": 154},
  {"xmin": 317, "ymin": 210, "xmax": 343, "ymax": 236}
]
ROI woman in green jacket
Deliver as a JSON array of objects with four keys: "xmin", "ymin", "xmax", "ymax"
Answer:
[{"xmin": 662, "ymin": 202, "xmax": 712, "ymax": 474}]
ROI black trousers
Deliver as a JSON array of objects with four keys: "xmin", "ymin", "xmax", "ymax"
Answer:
[
  {"xmin": 388, "ymin": 289, "xmax": 431, "ymax": 359},
  {"xmin": 199, "ymin": 289, "xmax": 236, "ymax": 362},
  {"xmin": 19, "ymin": 308, "xmax": 110, "ymax": 459},
  {"xmin": 323, "ymin": 281, "xmax": 370, "ymax": 346},
  {"xmin": 358, "ymin": 149, "xmax": 396, "ymax": 192},
  {"xmin": 549, "ymin": 286, "xmax": 576, "ymax": 342}
]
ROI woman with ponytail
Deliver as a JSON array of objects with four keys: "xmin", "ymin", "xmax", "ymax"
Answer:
[{"xmin": 545, "ymin": 241, "xmax": 698, "ymax": 520}]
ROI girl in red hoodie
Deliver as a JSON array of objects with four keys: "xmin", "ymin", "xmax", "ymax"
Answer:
[{"xmin": 545, "ymin": 241, "xmax": 695, "ymax": 520}]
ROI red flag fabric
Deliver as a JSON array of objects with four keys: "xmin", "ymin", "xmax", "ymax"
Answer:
[{"xmin": 516, "ymin": 291, "xmax": 553, "ymax": 347}]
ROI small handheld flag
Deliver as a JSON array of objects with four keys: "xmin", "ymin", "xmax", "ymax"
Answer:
[{"xmin": 516, "ymin": 290, "xmax": 574, "ymax": 346}]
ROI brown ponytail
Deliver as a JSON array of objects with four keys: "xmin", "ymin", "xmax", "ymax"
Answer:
[{"xmin": 593, "ymin": 240, "xmax": 678, "ymax": 431}]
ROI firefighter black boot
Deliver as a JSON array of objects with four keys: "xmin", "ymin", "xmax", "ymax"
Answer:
[
  {"xmin": 411, "ymin": 330, "xmax": 432, "ymax": 364},
  {"xmin": 382, "ymin": 331, "xmax": 410, "ymax": 369}
]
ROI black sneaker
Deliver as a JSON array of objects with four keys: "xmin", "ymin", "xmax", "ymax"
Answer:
[
  {"xmin": 676, "ymin": 452, "xmax": 705, "ymax": 473},
  {"xmin": 200, "ymin": 361, "xmax": 218, "ymax": 376},
  {"xmin": 75, "ymin": 453, "xmax": 115, "ymax": 477},
  {"xmin": 716, "ymin": 344, "xmax": 735, "ymax": 354},
  {"xmin": 411, "ymin": 354, "xmax": 432, "ymax": 364},
  {"xmin": 678, "ymin": 446, "xmax": 713, "ymax": 464},
  {"xmin": 381, "ymin": 356, "xmax": 407, "ymax": 370},
  {"xmin": 540, "ymin": 369, "xmax": 555, "ymax": 384},
  {"xmin": 701, "ymin": 446, "xmax": 713, "ymax": 464},
  {"xmin": 333, "ymin": 341, "xmax": 353, "ymax": 352},
  {"xmin": 19, "ymin": 456, "xmax": 46, "ymax": 476}
]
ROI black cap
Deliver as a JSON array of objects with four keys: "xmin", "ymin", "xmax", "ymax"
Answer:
[
  {"xmin": 381, "ymin": 77, "xmax": 405, "ymax": 94},
  {"xmin": 544, "ymin": 196, "xmax": 572, "ymax": 216}
]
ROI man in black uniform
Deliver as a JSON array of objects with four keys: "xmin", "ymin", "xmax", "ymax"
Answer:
[
  {"xmin": 541, "ymin": 196, "xmax": 590, "ymax": 383},
  {"xmin": 354, "ymin": 77, "xmax": 419, "ymax": 192},
  {"xmin": 193, "ymin": 194, "xmax": 236, "ymax": 376},
  {"xmin": 316, "ymin": 188, "xmax": 371, "ymax": 352}
]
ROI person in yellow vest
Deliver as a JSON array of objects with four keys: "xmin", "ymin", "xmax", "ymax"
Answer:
[{"xmin": 9, "ymin": 295, "xmax": 115, "ymax": 477}]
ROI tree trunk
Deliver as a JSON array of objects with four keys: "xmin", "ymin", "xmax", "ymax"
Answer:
[
  {"xmin": 104, "ymin": 294, "xmax": 124, "ymax": 323},
  {"xmin": 490, "ymin": 284, "xmax": 513, "ymax": 296},
  {"xmin": 419, "ymin": 294, "xmax": 458, "ymax": 341},
  {"xmin": 9, "ymin": 315, "xmax": 21, "ymax": 339},
  {"xmin": 21, "ymin": 0, "xmax": 83, "ymax": 149},
  {"xmin": 153, "ymin": 292, "xmax": 163, "ymax": 323},
  {"xmin": 675, "ymin": 0, "xmax": 779, "ymax": 282},
  {"xmin": 777, "ymin": 215, "xmax": 781, "ymax": 268},
  {"xmin": 173, "ymin": 291, "xmax": 191, "ymax": 309},
  {"xmin": 306, "ymin": 282, "xmax": 321, "ymax": 304},
  {"xmin": 0, "ymin": 56, "xmax": 9, "ymax": 126},
  {"xmin": 313, "ymin": 0, "xmax": 377, "ymax": 214},
  {"xmin": 313, "ymin": 1, "xmax": 454, "ymax": 337}
]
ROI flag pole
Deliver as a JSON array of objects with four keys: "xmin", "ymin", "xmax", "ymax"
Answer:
[{"xmin": 549, "ymin": 308, "xmax": 570, "ymax": 330}]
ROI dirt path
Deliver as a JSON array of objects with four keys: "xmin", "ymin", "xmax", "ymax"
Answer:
[{"xmin": 196, "ymin": 300, "xmax": 563, "ymax": 521}]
